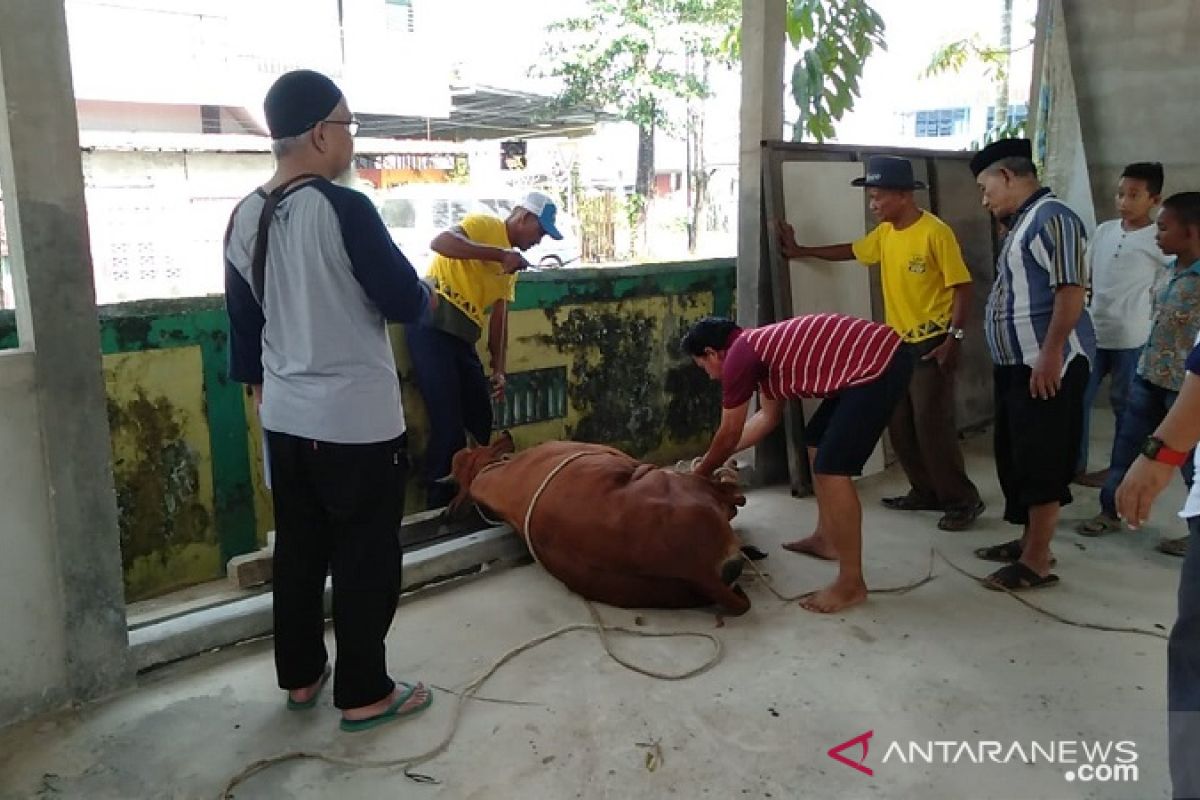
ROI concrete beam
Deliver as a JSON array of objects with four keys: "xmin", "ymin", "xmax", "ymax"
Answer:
[
  {"xmin": 128, "ymin": 525, "xmax": 531, "ymax": 673},
  {"xmin": 0, "ymin": 0, "xmax": 130, "ymax": 700}
]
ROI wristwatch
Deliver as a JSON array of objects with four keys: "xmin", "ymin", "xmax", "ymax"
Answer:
[
  {"xmin": 1141, "ymin": 436, "xmax": 1189, "ymax": 466},
  {"xmin": 946, "ymin": 326, "xmax": 965, "ymax": 341}
]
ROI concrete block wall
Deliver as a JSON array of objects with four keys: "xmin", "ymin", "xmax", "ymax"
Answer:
[{"xmin": 1060, "ymin": 0, "xmax": 1200, "ymax": 214}]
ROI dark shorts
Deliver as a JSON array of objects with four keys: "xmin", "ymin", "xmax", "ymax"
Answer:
[
  {"xmin": 993, "ymin": 358, "xmax": 1089, "ymax": 524},
  {"xmin": 804, "ymin": 348, "xmax": 915, "ymax": 476}
]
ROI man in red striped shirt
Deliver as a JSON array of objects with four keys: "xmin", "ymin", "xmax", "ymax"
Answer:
[{"xmin": 683, "ymin": 314, "xmax": 914, "ymax": 613}]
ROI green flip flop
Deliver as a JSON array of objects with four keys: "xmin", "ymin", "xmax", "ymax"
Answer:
[{"xmin": 339, "ymin": 682, "xmax": 433, "ymax": 733}]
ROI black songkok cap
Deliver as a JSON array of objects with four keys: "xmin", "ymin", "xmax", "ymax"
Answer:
[
  {"xmin": 969, "ymin": 138, "xmax": 1034, "ymax": 177},
  {"xmin": 263, "ymin": 70, "xmax": 344, "ymax": 140}
]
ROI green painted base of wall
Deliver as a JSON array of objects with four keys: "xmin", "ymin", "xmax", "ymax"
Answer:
[{"xmin": 0, "ymin": 259, "xmax": 736, "ymax": 601}]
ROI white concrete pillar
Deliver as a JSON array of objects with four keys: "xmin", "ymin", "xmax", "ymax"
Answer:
[
  {"xmin": 736, "ymin": 0, "xmax": 786, "ymax": 328},
  {"xmin": 0, "ymin": 0, "xmax": 129, "ymax": 721},
  {"xmin": 736, "ymin": 0, "xmax": 787, "ymax": 483}
]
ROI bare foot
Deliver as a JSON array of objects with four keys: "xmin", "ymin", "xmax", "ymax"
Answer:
[
  {"xmin": 782, "ymin": 533, "xmax": 837, "ymax": 561},
  {"xmin": 342, "ymin": 682, "xmax": 432, "ymax": 722},
  {"xmin": 799, "ymin": 577, "xmax": 868, "ymax": 614},
  {"xmin": 287, "ymin": 667, "xmax": 329, "ymax": 704}
]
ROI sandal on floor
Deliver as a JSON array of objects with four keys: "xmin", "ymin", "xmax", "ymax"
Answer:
[
  {"xmin": 1076, "ymin": 512, "xmax": 1121, "ymax": 537},
  {"xmin": 339, "ymin": 682, "xmax": 433, "ymax": 733},
  {"xmin": 881, "ymin": 493, "xmax": 941, "ymax": 512},
  {"xmin": 1157, "ymin": 536, "xmax": 1189, "ymax": 558},
  {"xmin": 974, "ymin": 539, "xmax": 1056, "ymax": 566},
  {"xmin": 740, "ymin": 545, "xmax": 769, "ymax": 561},
  {"xmin": 974, "ymin": 539, "xmax": 1022, "ymax": 563},
  {"xmin": 938, "ymin": 501, "xmax": 986, "ymax": 532},
  {"xmin": 982, "ymin": 562, "xmax": 1060, "ymax": 592},
  {"xmin": 286, "ymin": 665, "xmax": 331, "ymax": 711}
]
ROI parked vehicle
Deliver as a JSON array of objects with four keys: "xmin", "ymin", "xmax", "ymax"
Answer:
[{"xmin": 374, "ymin": 185, "xmax": 581, "ymax": 270}]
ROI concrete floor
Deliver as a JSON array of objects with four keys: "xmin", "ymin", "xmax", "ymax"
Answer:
[{"xmin": 0, "ymin": 422, "xmax": 1188, "ymax": 800}]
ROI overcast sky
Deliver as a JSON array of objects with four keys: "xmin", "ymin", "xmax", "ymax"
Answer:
[{"xmin": 448, "ymin": 0, "xmax": 1038, "ymax": 116}]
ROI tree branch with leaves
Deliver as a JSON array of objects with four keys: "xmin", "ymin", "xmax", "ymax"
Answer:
[
  {"xmin": 923, "ymin": 0, "xmax": 1032, "ymax": 145},
  {"xmin": 537, "ymin": 0, "xmax": 738, "ymax": 255},
  {"xmin": 723, "ymin": 0, "xmax": 886, "ymax": 143}
]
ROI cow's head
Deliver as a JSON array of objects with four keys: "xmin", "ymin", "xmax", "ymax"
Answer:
[{"xmin": 444, "ymin": 431, "xmax": 516, "ymax": 512}]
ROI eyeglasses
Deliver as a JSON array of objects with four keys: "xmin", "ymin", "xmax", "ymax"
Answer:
[{"xmin": 321, "ymin": 117, "xmax": 360, "ymax": 137}]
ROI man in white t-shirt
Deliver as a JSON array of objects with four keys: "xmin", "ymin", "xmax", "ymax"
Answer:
[
  {"xmin": 1077, "ymin": 162, "xmax": 1170, "ymax": 486},
  {"xmin": 1116, "ymin": 332, "xmax": 1200, "ymax": 800}
]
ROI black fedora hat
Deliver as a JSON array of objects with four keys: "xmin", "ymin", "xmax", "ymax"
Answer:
[{"xmin": 851, "ymin": 155, "xmax": 927, "ymax": 190}]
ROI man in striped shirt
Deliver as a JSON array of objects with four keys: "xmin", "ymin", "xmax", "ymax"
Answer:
[
  {"xmin": 971, "ymin": 138, "xmax": 1096, "ymax": 592},
  {"xmin": 683, "ymin": 313, "xmax": 914, "ymax": 613}
]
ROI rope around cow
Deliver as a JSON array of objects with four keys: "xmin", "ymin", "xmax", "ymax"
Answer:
[
  {"xmin": 218, "ymin": 452, "xmax": 1159, "ymax": 797},
  {"xmin": 219, "ymin": 452, "xmax": 728, "ymax": 797}
]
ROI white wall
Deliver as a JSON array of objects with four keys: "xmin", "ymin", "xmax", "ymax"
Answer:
[
  {"xmin": 0, "ymin": 352, "xmax": 68, "ymax": 723},
  {"xmin": 80, "ymin": 150, "xmax": 273, "ymax": 304}
]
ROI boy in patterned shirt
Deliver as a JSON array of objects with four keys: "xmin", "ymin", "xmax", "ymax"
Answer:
[{"xmin": 1079, "ymin": 192, "xmax": 1200, "ymax": 557}]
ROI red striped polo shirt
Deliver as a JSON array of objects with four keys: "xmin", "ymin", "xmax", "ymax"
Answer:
[{"xmin": 721, "ymin": 314, "xmax": 901, "ymax": 408}]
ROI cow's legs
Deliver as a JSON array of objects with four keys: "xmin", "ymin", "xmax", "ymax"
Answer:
[
  {"xmin": 549, "ymin": 560, "xmax": 710, "ymax": 609},
  {"xmin": 697, "ymin": 576, "xmax": 751, "ymax": 615}
]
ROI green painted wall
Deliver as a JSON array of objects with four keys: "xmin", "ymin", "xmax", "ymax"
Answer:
[{"xmin": 0, "ymin": 260, "xmax": 735, "ymax": 600}]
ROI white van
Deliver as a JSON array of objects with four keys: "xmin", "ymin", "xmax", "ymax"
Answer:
[{"xmin": 375, "ymin": 185, "xmax": 581, "ymax": 270}]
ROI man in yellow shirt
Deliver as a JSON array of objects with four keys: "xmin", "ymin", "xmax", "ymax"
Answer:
[
  {"xmin": 406, "ymin": 191, "xmax": 562, "ymax": 508},
  {"xmin": 777, "ymin": 155, "xmax": 983, "ymax": 539}
]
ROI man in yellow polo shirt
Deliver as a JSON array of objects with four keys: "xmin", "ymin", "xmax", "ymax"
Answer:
[
  {"xmin": 406, "ymin": 191, "xmax": 562, "ymax": 508},
  {"xmin": 777, "ymin": 155, "xmax": 983, "ymax": 535}
]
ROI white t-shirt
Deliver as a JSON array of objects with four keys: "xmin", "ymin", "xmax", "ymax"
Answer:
[
  {"xmin": 1087, "ymin": 219, "xmax": 1170, "ymax": 350},
  {"xmin": 1181, "ymin": 329, "xmax": 1200, "ymax": 519}
]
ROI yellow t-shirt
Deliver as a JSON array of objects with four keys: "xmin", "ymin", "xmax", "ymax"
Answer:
[
  {"xmin": 426, "ymin": 213, "xmax": 518, "ymax": 330},
  {"xmin": 851, "ymin": 211, "xmax": 972, "ymax": 343}
]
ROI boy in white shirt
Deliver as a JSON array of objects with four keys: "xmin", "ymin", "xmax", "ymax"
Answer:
[{"xmin": 1077, "ymin": 162, "xmax": 1170, "ymax": 487}]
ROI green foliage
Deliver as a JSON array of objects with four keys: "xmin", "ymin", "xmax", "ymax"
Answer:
[
  {"xmin": 923, "ymin": 1, "xmax": 1033, "ymax": 146},
  {"xmin": 623, "ymin": 191, "xmax": 647, "ymax": 229},
  {"xmin": 923, "ymin": 36, "xmax": 1024, "ymax": 85},
  {"xmin": 972, "ymin": 116, "xmax": 1027, "ymax": 150},
  {"xmin": 787, "ymin": 0, "xmax": 887, "ymax": 142},
  {"xmin": 537, "ymin": 0, "xmax": 740, "ymax": 135}
]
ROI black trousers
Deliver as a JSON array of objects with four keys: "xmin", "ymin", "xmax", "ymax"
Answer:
[
  {"xmin": 993, "ymin": 358, "xmax": 1089, "ymax": 525},
  {"xmin": 404, "ymin": 321, "xmax": 493, "ymax": 509},
  {"xmin": 266, "ymin": 430, "xmax": 407, "ymax": 709}
]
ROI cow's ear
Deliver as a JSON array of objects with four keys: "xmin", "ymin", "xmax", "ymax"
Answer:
[{"xmin": 491, "ymin": 430, "xmax": 516, "ymax": 455}]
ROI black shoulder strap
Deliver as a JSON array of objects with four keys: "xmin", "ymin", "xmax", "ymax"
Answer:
[{"xmin": 250, "ymin": 172, "xmax": 322, "ymax": 305}]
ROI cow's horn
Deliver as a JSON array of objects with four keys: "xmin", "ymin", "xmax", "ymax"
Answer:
[{"xmin": 433, "ymin": 474, "xmax": 458, "ymax": 487}]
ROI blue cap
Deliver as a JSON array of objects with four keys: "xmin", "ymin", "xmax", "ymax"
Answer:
[{"xmin": 518, "ymin": 191, "xmax": 563, "ymax": 240}]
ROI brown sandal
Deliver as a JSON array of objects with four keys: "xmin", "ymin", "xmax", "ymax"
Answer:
[
  {"xmin": 983, "ymin": 562, "xmax": 1060, "ymax": 591},
  {"xmin": 1076, "ymin": 512, "xmax": 1122, "ymax": 537},
  {"xmin": 974, "ymin": 539, "xmax": 1057, "ymax": 566},
  {"xmin": 1157, "ymin": 536, "xmax": 1189, "ymax": 558}
]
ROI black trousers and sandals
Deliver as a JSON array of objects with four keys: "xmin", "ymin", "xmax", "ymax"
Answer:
[{"xmin": 267, "ymin": 430, "xmax": 408, "ymax": 710}]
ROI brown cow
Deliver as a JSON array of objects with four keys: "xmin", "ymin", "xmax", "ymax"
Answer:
[{"xmin": 446, "ymin": 434, "xmax": 751, "ymax": 613}]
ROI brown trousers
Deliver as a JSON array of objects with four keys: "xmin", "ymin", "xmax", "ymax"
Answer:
[{"xmin": 888, "ymin": 338, "xmax": 981, "ymax": 510}]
